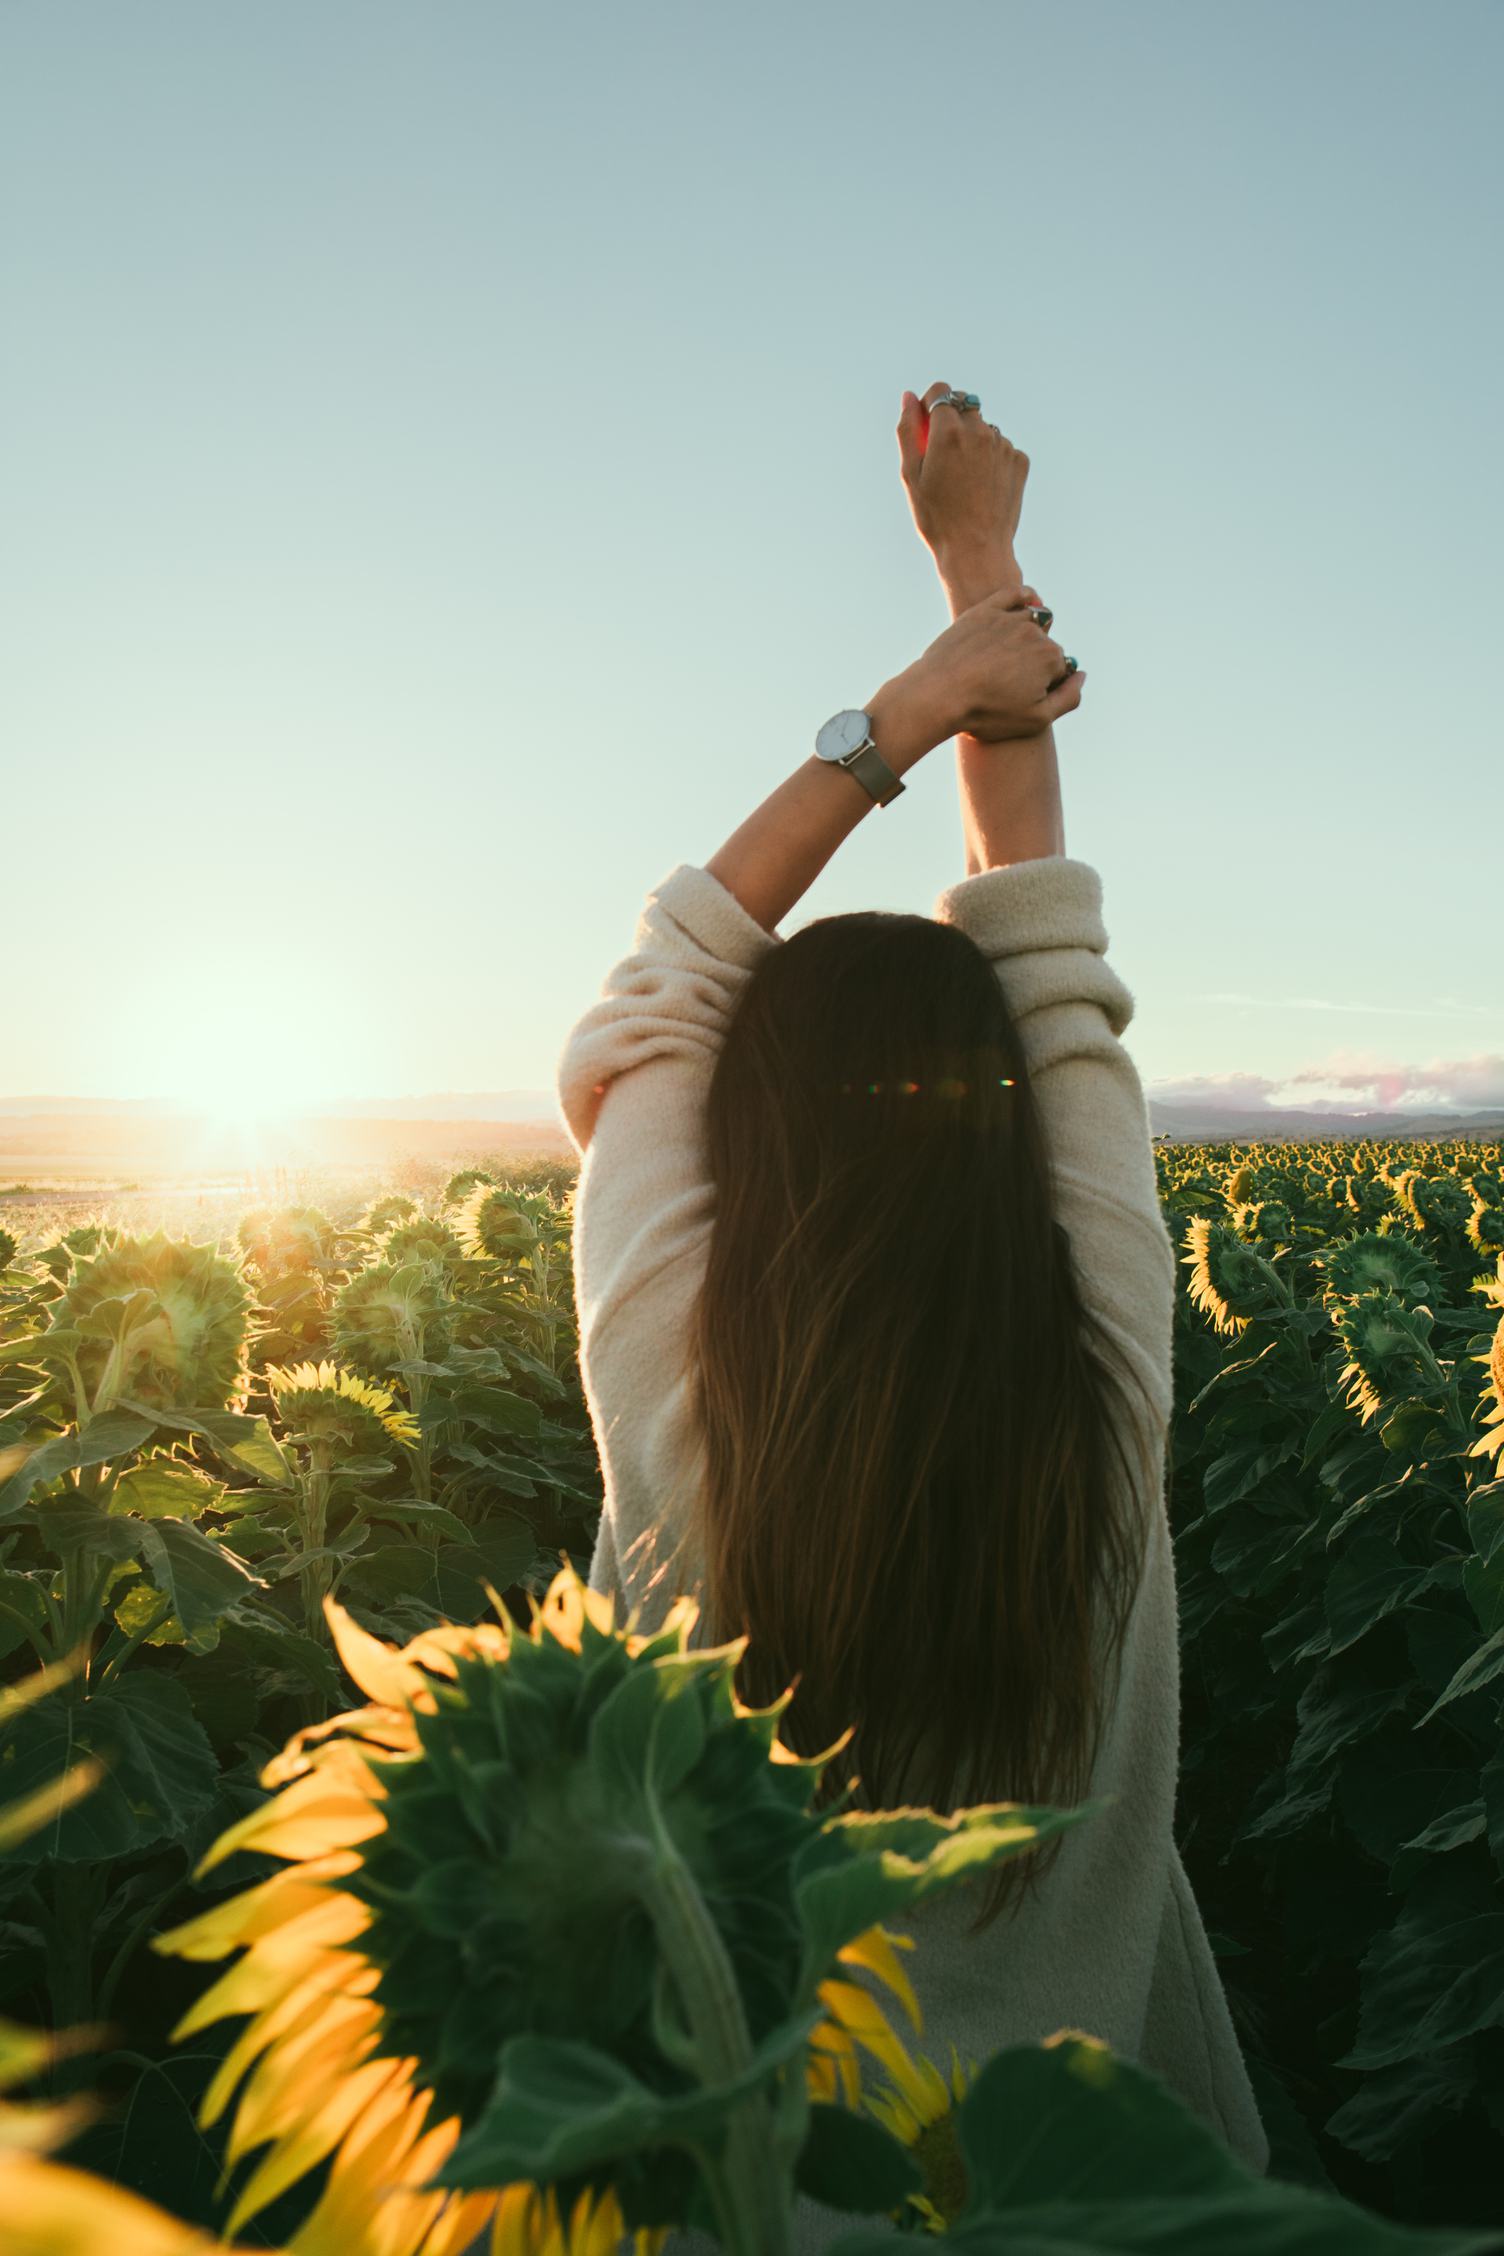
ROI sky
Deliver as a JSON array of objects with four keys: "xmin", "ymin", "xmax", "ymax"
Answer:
[{"xmin": 4, "ymin": 0, "xmax": 1500, "ymax": 1121}]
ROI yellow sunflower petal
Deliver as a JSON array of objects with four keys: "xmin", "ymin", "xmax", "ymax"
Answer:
[
  {"xmin": 157, "ymin": 1856, "xmax": 363, "ymax": 1962},
  {"xmin": 207, "ymin": 1982, "xmax": 378, "ymax": 2133},
  {"xmin": 323, "ymin": 1599, "xmax": 432, "ymax": 1710},
  {"xmin": 224, "ymin": 2055, "xmax": 409, "ymax": 2238},
  {"xmin": 192, "ymin": 1763, "xmax": 387, "ymax": 1878},
  {"xmin": 285, "ymin": 2078, "xmax": 470, "ymax": 2256},
  {"xmin": 816, "ymin": 1977, "xmax": 923, "ymax": 2091},
  {"xmin": 0, "ymin": 2152, "xmax": 258, "ymax": 2256},
  {"xmin": 169, "ymin": 1924, "xmax": 379, "ymax": 2044},
  {"xmin": 835, "ymin": 1925, "xmax": 922, "ymax": 2037},
  {"xmin": 223, "ymin": 1992, "xmax": 384, "ymax": 2165}
]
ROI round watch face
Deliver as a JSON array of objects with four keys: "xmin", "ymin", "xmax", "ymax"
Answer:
[{"xmin": 815, "ymin": 708, "xmax": 872, "ymax": 763}]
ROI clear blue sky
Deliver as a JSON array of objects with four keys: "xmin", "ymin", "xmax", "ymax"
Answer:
[{"xmin": 5, "ymin": 0, "xmax": 1499, "ymax": 1117}]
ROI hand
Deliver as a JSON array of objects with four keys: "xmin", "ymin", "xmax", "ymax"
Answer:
[
  {"xmin": 907, "ymin": 586, "xmax": 1084, "ymax": 745},
  {"xmin": 896, "ymin": 383, "xmax": 1029, "ymax": 590}
]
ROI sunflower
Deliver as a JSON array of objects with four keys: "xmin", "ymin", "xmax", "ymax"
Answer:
[
  {"xmin": 1468, "ymin": 1312, "xmax": 1504, "ymax": 1464},
  {"xmin": 1313, "ymin": 1230, "xmax": 1441, "ymax": 1311},
  {"xmin": 1181, "ymin": 1217, "xmax": 1288, "ymax": 1338},
  {"xmin": 52, "ymin": 1231, "xmax": 252, "ymax": 1413},
  {"xmin": 1331, "ymin": 1291, "xmax": 1444, "ymax": 1426},
  {"xmin": 152, "ymin": 1567, "xmax": 957, "ymax": 2253},
  {"xmin": 442, "ymin": 1171, "xmax": 495, "ymax": 1211},
  {"xmin": 380, "ymin": 1219, "xmax": 467, "ymax": 1272},
  {"xmin": 362, "ymin": 1196, "xmax": 421, "ymax": 1238},
  {"xmin": 265, "ymin": 1361, "xmax": 421, "ymax": 1456},
  {"xmin": 860, "ymin": 2039, "xmax": 976, "ymax": 2233},
  {"xmin": 333, "ymin": 1260, "xmax": 455, "ymax": 1379},
  {"xmin": 453, "ymin": 1188, "xmax": 539, "ymax": 1264}
]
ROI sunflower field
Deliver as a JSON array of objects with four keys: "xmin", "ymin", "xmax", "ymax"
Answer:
[{"xmin": 0, "ymin": 1139, "xmax": 1501, "ymax": 2252}]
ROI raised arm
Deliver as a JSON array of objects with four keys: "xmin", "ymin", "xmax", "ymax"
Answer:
[{"xmin": 896, "ymin": 383, "xmax": 1077, "ymax": 872}]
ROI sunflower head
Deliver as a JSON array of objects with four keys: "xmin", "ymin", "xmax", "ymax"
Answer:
[
  {"xmin": 1315, "ymin": 1229, "xmax": 1441, "ymax": 1310},
  {"xmin": 265, "ymin": 1360, "xmax": 420, "ymax": 1456},
  {"xmin": 1224, "ymin": 1163, "xmax": 1255, "ymax": 1206},
  {"xmin": 862, "ymin": 2040, "xmax": 976, "ymax": 2233},
  {"xmin": 455, "ymin": 1185, "xmax": 539, "ymax": 1261},
  {"xmin": 442, "ymin": 1168, "xmax": 496, "ymax": 1209},
  {"xmin": 360, "ymin": 1194, "xmax": 420, "ymax": 1238},
  {"xmin": 1332, "ymin": 1290, "xmax": 1439, "ymax": 1425},
  {"xmin": 1468, "ymin": 1199, "xmax": 1504, "ymax": 1259},
  {"xmin": 38, "ymin": 1224, "xmax": 110, "ymax": 1284},
  {"xmin": 1231, "ymin": 1199, "xmax": 1293, "ymax": 1247},
  {"xmin": 53, "ymin": 1231, "xmax": 252, "ymax": 1412},
  {"xmin": 332, "ymin": 1259, "xmax": 455, "ymax": 1378},
  {"xmin": 379, "ymin": 1217, "xmax": 467, "ymax": 1270},
  {"xmin": 1401, "ymin": 1173, "xmax": 1473, "ymax": 1236},
  {"xmin": 1181, "ymin": 1217, "xmax": 1283, "ymax": 1337},
  {"xmin": 237, "ymin": 1205, "xmax": 335, "ymax": 1276},
  {"xmin": 155, "ymin": 1564, "xmax": 1086, "ymax": 2248}
]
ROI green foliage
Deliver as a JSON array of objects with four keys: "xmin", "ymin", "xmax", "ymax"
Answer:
[{"xmin": 1161, "ymin": 1134, "xmax": 1504, "ymax": 2232}]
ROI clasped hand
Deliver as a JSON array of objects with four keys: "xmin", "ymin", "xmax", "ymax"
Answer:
[{"xmin": 895, "ymin": 382, "xmax": 1084, "ymax": 747}]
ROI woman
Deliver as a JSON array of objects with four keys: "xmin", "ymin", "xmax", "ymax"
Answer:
[{"xmin": 554, "ymin": 381, "xmax": 1270, "ymax": 2243}]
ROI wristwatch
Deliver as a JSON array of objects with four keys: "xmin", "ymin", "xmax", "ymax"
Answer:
[{"xmin": 813, "ymin": 709, "xmax": 906, "ymax": 809}]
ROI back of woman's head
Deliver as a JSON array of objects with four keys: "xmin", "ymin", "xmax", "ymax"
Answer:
[{"xmin": 685, "ymin": 906, "xmax": 1155, "ymax": 1928}]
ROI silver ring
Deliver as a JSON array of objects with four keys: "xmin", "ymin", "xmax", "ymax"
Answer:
[
  {"xmin": 929, "ymin": 389, "xmax": 981, "ymax": 414},
  {"xmin": 1027, "ymin": 606, "xmax": 1054, "ymax": 631}
]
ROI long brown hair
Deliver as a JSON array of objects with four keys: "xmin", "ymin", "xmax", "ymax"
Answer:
[{"xmin": 683, "ymin": 906, "xmax": 1159, "ymax": 1930}]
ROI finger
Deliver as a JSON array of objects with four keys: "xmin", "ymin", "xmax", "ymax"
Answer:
[
  {"xmin": 1041, "ymin": 668, "xmax": 1087, "ymax": 723},
  {"xmin": 896, "ymin": 391, "xmax": 925, "ymax": 484}
]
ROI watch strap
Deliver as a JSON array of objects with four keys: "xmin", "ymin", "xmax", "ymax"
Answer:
[{"xmin": 840, "ymin": 734, "xmax": 906, "ymax": 809}]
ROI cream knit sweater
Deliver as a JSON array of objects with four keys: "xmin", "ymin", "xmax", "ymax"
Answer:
[{"xmin": 553, "ymin": 854, "xmax": 1271, "ymax": 2246}]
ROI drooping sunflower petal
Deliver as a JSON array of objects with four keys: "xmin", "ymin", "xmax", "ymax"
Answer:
[
  {"xmin": 158, "ymin": 1856, "xmax": 364, "ymax": 1962},
  {"xmin": 815, "ymin": 1976, "xmax": 923, "ymax": 2090},
  {"xmin": 835, "ymin": 1924, "xmax": 922, "ymax": 2037},
  {"xmin": 169, "ymin": 1920, "xmax": 380, "ymax": 2045},
  {"xmin": 199, "ymin": 1976, "xmax": 378, "ymax": 2131},
  {"xmin": 192, "ymin": 1759, "xmax": 387, "ymax": 1878},
  {"xmin": 0, "ymin": 2153, "xmax": 261, "ymax": 2256},
  {"xmin": 285, "ymin": 2074, "xmax": 477, "ymax": 2256},
  {"xmin": 223, "ymin": 2055, "xmax": 410, "ymax": 2238}
]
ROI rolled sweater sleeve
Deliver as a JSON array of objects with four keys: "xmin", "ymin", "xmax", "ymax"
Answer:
[
  {"xmin": 554, "ymin": 860, "xmax": 780, "ymax": 1386},
  {"xmin": 932, "ymin": 855, "xmax": 1176, "ymax": 1432}
]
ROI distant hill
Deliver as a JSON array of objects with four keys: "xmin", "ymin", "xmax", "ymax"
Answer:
[
  {"xmin": 1, "ymin": 1094, "xmax": 1499, "ymax": 1146},
  {"xmin": 1146, "ymin": 1104, "xmax": 1504, "ymax": 1145}
]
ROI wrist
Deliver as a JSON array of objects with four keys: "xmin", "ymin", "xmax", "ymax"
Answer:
[
  {"xmin": 865, "ymin": 664, "xmax": 953, "ymax": 774},
  {"xmin": 936, "ymin": 546, "xmax": 1024, "ymax": 617}
]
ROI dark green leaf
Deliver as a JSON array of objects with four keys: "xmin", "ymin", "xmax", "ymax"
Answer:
[
  {"xmin": 138, "ymin": 1520, "xmax": 263, "ymax": 1638},
  {"xmin": 0, "ymin": 1672, "xmax": 217, "ymax": 1863},
  {"xmin": 794, "ymin": 2102, "xmax": 922, "ymax": 2211}
]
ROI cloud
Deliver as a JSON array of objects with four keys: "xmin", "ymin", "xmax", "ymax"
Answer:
[{"xmin": 1147, "ymin": 1051, "xmax": 1504, "ymax": 1113}]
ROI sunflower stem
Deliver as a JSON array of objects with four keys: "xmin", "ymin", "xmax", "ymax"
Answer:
[{"xmin": 639, "ymin": 1826, "xmax": 792, "ymax": 2256}]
